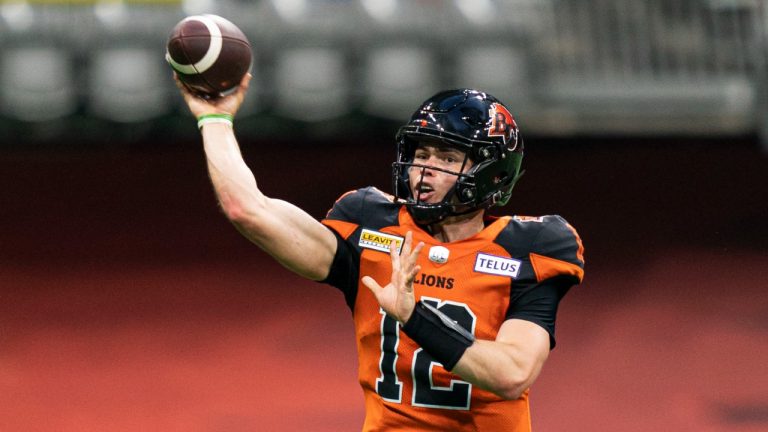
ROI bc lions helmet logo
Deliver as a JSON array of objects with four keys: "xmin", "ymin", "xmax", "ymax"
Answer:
[{"xmin": 487, "ymin": 103, "xmax": 518, "ymax": 149}]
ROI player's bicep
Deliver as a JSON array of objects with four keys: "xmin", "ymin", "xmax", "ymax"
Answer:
[
  {"xmin": 233, "ymin": 197, "xmax": 338, "ymax": 280},
  {"xmin": 494, "ymin": 318, "xmax": 551, "ymax": 379},
  {"xmin": 506, "ymin": 275, "xmax": 573, "ymax": 348},
  {"xmin": 495, "ymin": 319, "xmax": 551, "ymax": 356}
]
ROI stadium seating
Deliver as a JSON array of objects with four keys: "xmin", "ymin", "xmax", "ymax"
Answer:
[
  {"xmin": 273, "ymin": 47, "xmax": 350, "ymax": 121},
  {"xmin": 0, "ymin": 0, "xmax": 764, "ymax": 145},
  {"xmin": 88, "ymin": 47, "xmax": 173, "ymax": 123},
  {"xmin": 0, "ymin": 46, "xmax": 77, "ymax": 122},
  {"xmin": 362, "ymin": 46, "xmax": 438, "ymax": 120}
]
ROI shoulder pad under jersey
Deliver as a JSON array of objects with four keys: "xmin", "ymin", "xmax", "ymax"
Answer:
[
  {"xmin": 324, "ymin": 187, "xmax": 400, "ymax": 230},
  {"xmin": 501, "ymin": 215, "xmax": 585, "ymax": 283}
]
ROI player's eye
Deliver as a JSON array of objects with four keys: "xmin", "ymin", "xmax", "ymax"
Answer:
[{"xmin": 442, "ymin": 153, "xmax": 463, "ymax": 164}]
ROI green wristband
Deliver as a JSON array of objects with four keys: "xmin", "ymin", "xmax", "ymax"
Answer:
[{"xmin": 197, "ymin": 114, "xmax": 233, "ymax": 129}]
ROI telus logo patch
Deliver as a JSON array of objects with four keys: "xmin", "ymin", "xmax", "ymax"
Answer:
[{"xmin": 473, "ymin": 253, "xmax": 521, "ymax": 278}]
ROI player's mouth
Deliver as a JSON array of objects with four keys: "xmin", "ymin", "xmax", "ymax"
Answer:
[{"xmin": 415, "ymin": 183, "xmax": 436, "ymax": 202}]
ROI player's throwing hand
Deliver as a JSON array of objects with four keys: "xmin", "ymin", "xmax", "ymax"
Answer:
[
  {"xmin": 362, "ymin": 231, "xmax": 425, "ymax": 324},
  {"xmin": 174, "ymin": 72, "xmax": 251, "ymax": 119}
]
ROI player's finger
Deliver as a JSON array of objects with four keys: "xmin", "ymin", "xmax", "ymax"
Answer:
[
  {"xmin": 401, "ymin": 231, "xmax": 413, "ymax": 257},
  {"xmin": 403, "ymin": 265, "xmax": 421, "ymax": 293},
  {"xmin": 228, "ymin": 73, "xmax": 252, "ymax": 104},
  {"xmin": 389, "ymin": 239, "xmax": 401, "ymax": 272},
  {"xmin": 412, "ymin": 241, "xmax": 425, "ymax": 258},
  {"xmin": 361, "ymin": 276, "xmax": 382, "ymax": 293},
  {"xmin": 172, "ymin": 73, "xmax": 193, "ymax": 95},
  {"xmin": 172, "ymin": 73, "xmax": 187, "ymax": 93},
  {"xmin": 408, "ymin": 241, "xmax": 425, "ymax": 268},
  {"xmin": 241, "ymin": 72, "xmax": 252, "ymax": 89}
]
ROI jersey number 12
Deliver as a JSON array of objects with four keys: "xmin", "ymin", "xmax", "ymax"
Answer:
[{"xmin": 376, "ymin": 298, "xmax": 476, "ymax": 410}]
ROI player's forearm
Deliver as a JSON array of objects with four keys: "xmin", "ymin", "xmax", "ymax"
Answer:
[
  {"xmin": 451, "ymin": 339, "xmax": 547, "ymax": 400},
  {"xmin": 398, "ymin": 301, "xmax": 548, "ymax": 400},
  {"xmin": 199, "ymin": 123, "xmax": 337, "ymax": 280},
  {"xmin": 201, "ymin": 123, "xmax": 269, "ymax": 222}
]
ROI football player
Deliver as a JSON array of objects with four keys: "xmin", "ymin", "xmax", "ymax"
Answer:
[{"xmin": 176, "ymin": 73, "xmax": 584, "ymax": 431}]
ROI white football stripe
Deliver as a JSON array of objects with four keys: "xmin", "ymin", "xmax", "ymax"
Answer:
[{"xmin": 165, "ymin": 14, "xmax": 223, "ymax": 74}]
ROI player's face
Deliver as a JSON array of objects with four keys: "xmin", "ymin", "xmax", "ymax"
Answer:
[{"xmin": 409, "ymin": 143, "xmax": 472, "ymax": 204}]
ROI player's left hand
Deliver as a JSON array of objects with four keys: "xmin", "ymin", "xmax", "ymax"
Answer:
[{"xmin": 362, "ymin": 231, "xmax": 424, "ymax": 324}]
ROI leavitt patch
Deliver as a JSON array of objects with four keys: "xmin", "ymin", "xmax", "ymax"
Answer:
[{"xmin": 359, "ymin": 229, "xmax": 404, "ymax": 254}]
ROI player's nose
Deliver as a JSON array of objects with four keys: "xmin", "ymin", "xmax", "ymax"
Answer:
[{"xmin": 418, "ymin": 164, "xmax": 437, "ymax": 176}]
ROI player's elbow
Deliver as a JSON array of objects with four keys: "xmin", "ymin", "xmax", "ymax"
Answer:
[
  {"xmin": 222, "ymin": 203, "xmax": 253, "ymax": 227},
  {"xmin": 220, "ymin": 200, "xmax": 244, "ymax": 223},
  {"xmin": 491, "ymin": 354, "xmax": 543, "ymax": 400},
  {"xmin": 500, "ymin": 385, "xmax": 528, "ymax": 401},
  {"xmin": 219, "ymin": 193, "xmax": 265, "ymax": 226},
  {"xmin": 493, "ymin": 371, "xmax": 532, "ymax": 400}
]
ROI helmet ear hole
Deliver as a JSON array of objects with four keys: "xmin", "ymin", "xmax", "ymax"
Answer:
[{"xmin": 475, "ymin": 146, "xmax": 495, "ymax": 161}]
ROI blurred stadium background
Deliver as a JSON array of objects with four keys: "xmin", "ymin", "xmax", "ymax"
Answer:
[{"xmin": 0, "ymin": 0, "xmax": 767, "ymax": 431}]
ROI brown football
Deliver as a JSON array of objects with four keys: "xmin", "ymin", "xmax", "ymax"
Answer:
[{"xmin": 166, "ymin": 14, "xmax": 252, "ymax": 98}]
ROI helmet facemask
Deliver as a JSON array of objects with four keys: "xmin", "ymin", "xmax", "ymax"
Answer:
[{"xmin": 393, "ymin": 138, "xmax": 479, "ymax": 225}]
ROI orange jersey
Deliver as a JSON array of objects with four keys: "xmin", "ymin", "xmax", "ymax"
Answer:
[{"xmin": 321, "ymin": 187, "xmax": 584, "ymax": 431}]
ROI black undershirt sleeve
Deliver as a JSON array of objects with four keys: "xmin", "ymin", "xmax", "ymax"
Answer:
[
  {"xmin": 320, "ymin": 229, "xmax": 360, "ymax": 310},
  {"xmin": 506, "ymin": 275, "xmax": 575, "ymax": 349}
]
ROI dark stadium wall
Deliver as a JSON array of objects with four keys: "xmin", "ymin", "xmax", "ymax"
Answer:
[{"xmin": 2, "ymin": 135, "xmax": 764, "ymax": 265}]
